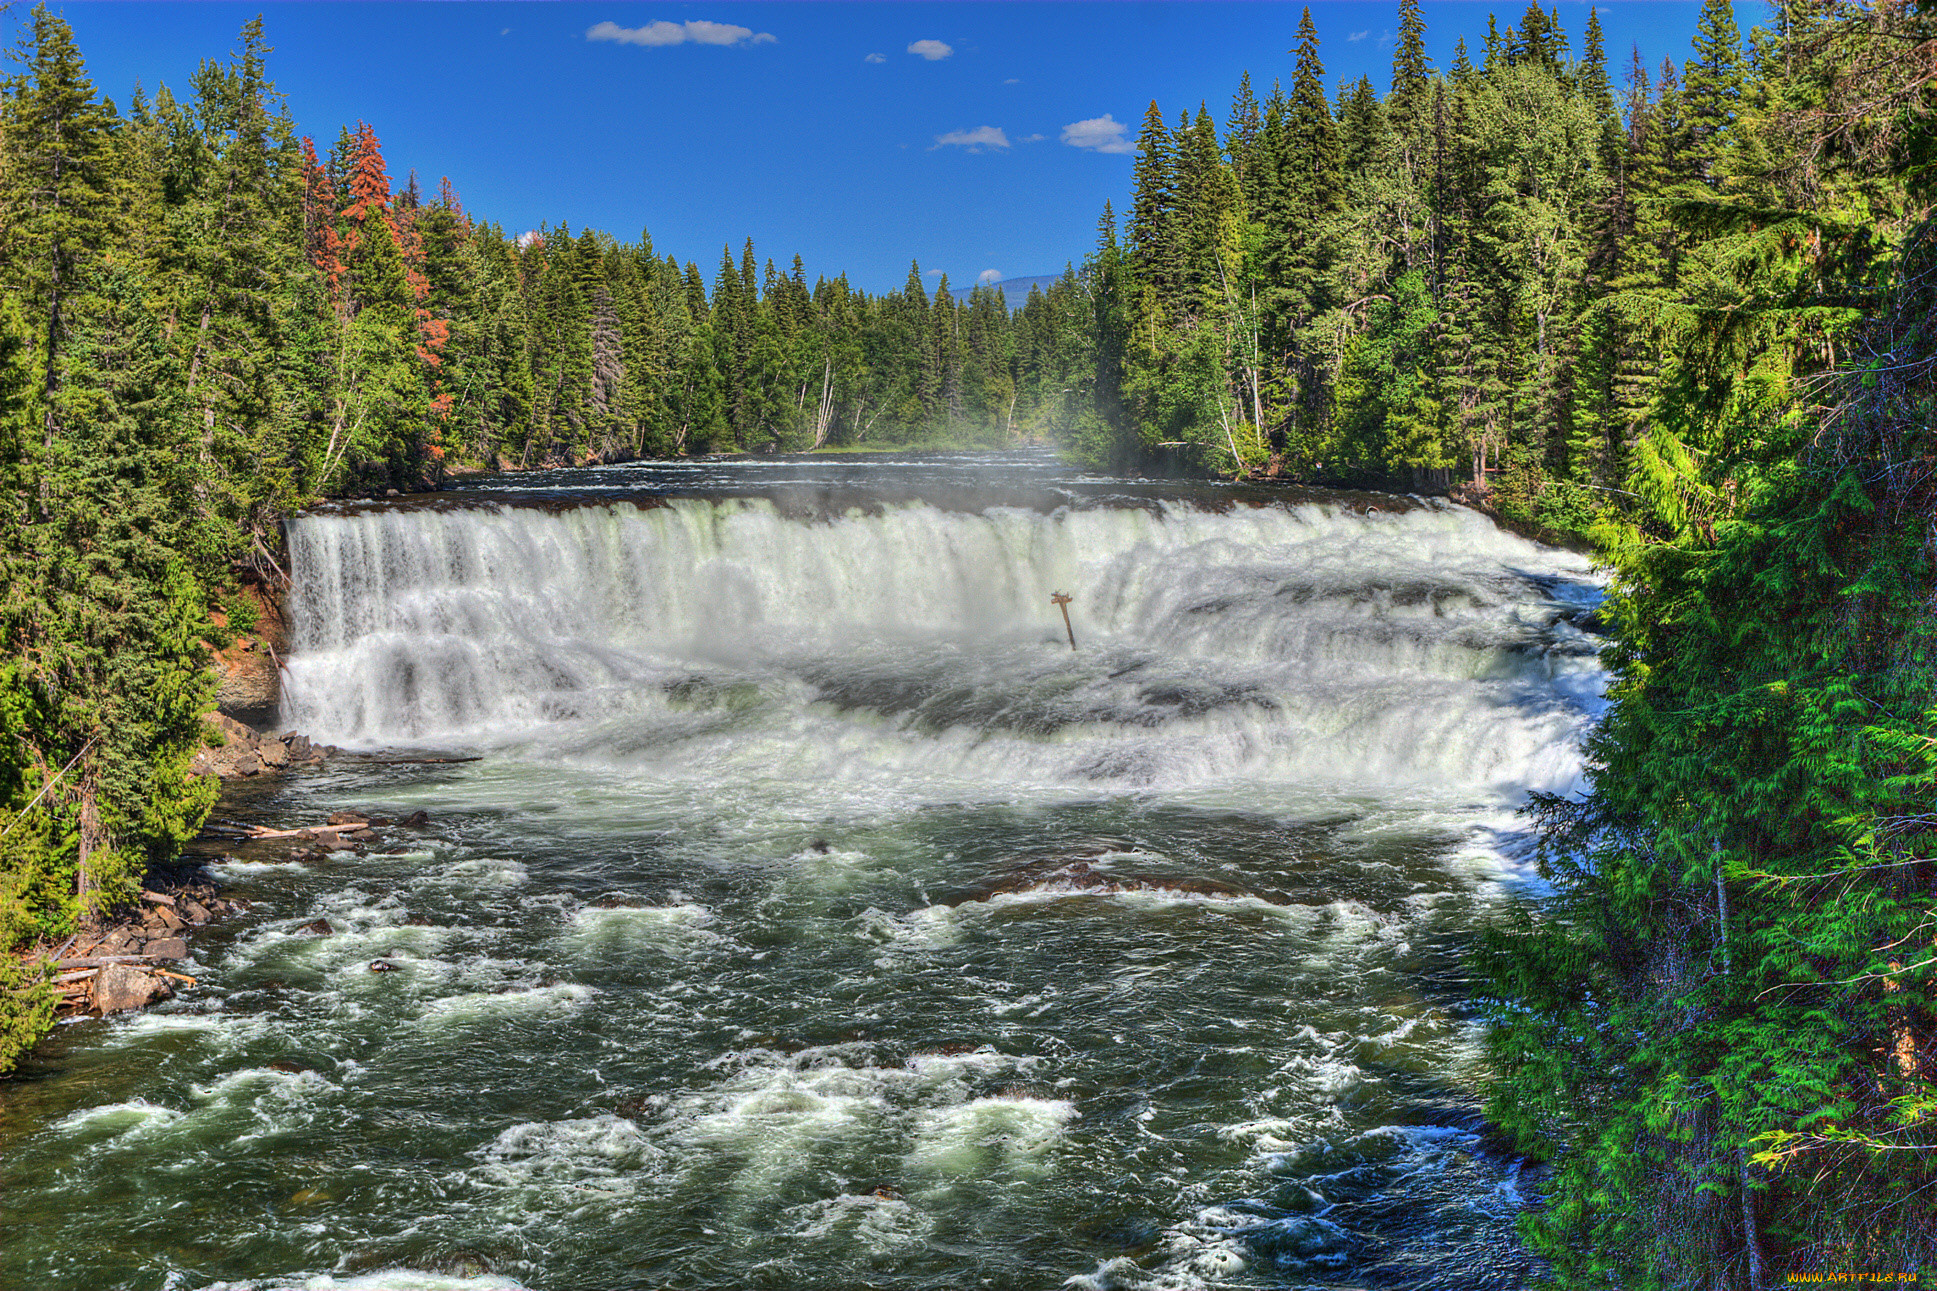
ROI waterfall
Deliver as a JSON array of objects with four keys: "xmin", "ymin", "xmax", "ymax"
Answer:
[{"xmin": 284, "ymin": 495, "xmax": 1602, "ymax": 799}]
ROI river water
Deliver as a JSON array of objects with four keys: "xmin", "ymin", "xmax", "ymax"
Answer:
[{"xmin": 0, "ymin": 452, "xmax": 1603, "ymax": 1291}]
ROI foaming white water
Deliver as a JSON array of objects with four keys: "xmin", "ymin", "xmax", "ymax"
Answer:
[{"xmin": 285, "ymin": 496, "xmax": 1601, "ymax": 801}]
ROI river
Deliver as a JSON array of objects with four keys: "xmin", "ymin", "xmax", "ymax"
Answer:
[{"xmin": 0, "ymin": 451, "xmax": 1603, "ymax": 1291}]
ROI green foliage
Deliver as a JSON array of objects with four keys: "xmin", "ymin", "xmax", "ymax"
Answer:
[{"xmin": 1475, "ymin": 0, "xmax": 1937, "ymax": 1277}]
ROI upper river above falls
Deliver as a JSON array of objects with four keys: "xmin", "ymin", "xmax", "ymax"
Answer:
[{"xmin": 0, "ymin": 450, "xmax": 1605, "ymax": 1291}]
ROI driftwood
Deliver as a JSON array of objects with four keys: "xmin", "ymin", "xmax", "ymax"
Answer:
[
  {"xmin": 151, "ymin": 968, "xmax": 197, "ymax": 986},
  {"xmin": 54, "ymin": 955, "xmax": 164, "ymax": 970}
]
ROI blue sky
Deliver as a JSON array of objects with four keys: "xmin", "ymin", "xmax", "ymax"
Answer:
[{"xmin": 49, "ymin": 2, "xmax": 1764, "ymax": 294}]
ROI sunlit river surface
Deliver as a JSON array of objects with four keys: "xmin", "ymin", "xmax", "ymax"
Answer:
[{"xmin": 0, "ymin": 451, "xmax": 1603, "ymax": 1291}]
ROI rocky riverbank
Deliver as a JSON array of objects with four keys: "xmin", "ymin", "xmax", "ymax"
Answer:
[
  {"xmin": 46, "ymin": 868, "xmax": 247, "ymax": 1017},
  {"xmin": 191, "ymin": 713, "xmax": 335, "ymax": 779}
]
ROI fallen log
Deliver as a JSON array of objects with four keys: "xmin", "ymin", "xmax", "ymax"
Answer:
[
  {"xmin": 53, "ymin": 968, "xmax": 100, "ymax": 985},
  {"xmin": 226, "ymin": 824, "xmax": 354, "ymax": 840},
  {"xmin": 55, "ymin": 955, "xmax": 163, "ymax": 970},
  {"xmin": 150, "ymin": 968, "xmax": 197, "ymax": 986}
]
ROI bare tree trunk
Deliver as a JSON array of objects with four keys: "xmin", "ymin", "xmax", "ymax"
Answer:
[
  {"xmin": 76, "ymin": 779, "xmax": 108, "ymax": 912},
  {"xmin": 812, "ymin": 359, "xmax": 834, "ymax": 450}
]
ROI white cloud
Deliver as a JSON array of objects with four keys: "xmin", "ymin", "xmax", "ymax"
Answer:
[
  {"xmin": 515, "ymin": 230, "xmax": 542, "ymax": 249},
  {"xmin": 1060, "ymin": 113, "xmax": 1134, "ymax": 155},
  {"xmin": 587, "ymin": 19, "xmax": 776, "ymax": 48},
  {"xmin": 1003, "ymin": 77, "xmax": 1020, "ymax": 84},
  {"xmin": 865, "ymin": 52, "xmax": 886, "ymax": 63},
  {"xmin": 978, "ymin": 269, "xmax": 1002, "ymax": 285},
  {"xmin": 500, "ymin": 27, "xmax": 510, "ymax": 36},
  {"xmin": 931, "ymin": 125, "xmax": 1010, "ymax": 153},
  {"xmin": 1019, "ymin": 132, "xmax": 1045, "ymax": 143},
  {"xmin": 908, "ymin": 39, "xmax": 953, "ymax": 61},
  {"xmin": 925, "ymin": 268, "xmax": 944, "ymax": 277},
  {"xmin": 1348, "ymin": 29, "xmax": 1370, "ymax": 41}
]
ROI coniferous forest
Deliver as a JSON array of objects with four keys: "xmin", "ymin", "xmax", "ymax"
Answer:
[{"xmin": 3, "ymin": 0, "xmax": 1936, "ymax": 1283}]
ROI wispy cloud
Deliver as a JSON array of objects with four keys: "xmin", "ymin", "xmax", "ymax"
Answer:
[
  {"xmin": 1348, "ymin": 29, "xmax": 1370, "ymax": 41},
  {"xmin": 1060, "ymin": 114, "xmax": 1134, "ymax": 155},
  {"xmin": 587, "ymin": 20, "xmax": 776, "ymax": 48},
  {"xmin": 864, "ymin": 52, "xmax": 886, "ymax": 63},
  {"xmin": 978, "ymin": 269, "xmax": 1002, "ymax": 285},
  {"xmin": 926, "ymin": 268, "xmax": 945, "ymax": 277},
  {"xmin": 1003, "ymin": 77, "xmax": 1020, "ymax": 85},
  {"xmin": 1019, "ymin": 133, "xmax": 1045, "ymax": 143},
  {"xmin": 931, "ymin": 125, "xmax": 1010, "ymax": 153},
  {"xmin": 908, "ymin": 39, "xmax": 954, "ymax": 61}
]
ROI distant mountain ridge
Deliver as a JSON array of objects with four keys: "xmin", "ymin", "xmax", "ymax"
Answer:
[{"xmin": 950, "ymin": 274, "xmax": 1061, "ymax": 308}]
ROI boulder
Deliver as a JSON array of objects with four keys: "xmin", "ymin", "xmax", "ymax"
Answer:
[
  {"xmin": 327, "ymin": 811, "xmax": 369, "ymax": 827},
  {"xmin": 399, "ymin": 810, "xmax": 430, "ymax": 828},
  {"xmin": 213, "ymin": 646, "xmax": 280, "ymax": 719},
  {"xmin": 146, "ymin": 937, "xmax": 189, "ymax": 961},
  {"xmin": 93, "ymin": 964, "xmax": 172, "ymax": 1015},
  {"xmin": 208, "ymin": 712, "xmax": 260, "ymax": 746},
  {"xmin": 181, "ymin": 900, "xmax": 211, "ymax": 924}
]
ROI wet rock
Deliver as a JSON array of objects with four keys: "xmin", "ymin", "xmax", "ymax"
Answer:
[
  {"xmin": 258, "ymin": 739, "xmax": 289, "ymax": 769},
  {"xmin": 181, "ymin": 900, "xmax": 211, "ymax": 924},
  {"xmin": 398, "ymin": 810, "xmax": 430, "ymax": 828},
  {"xmin": 145, "ymin": 937, "xmax": 189, "ymax": 961},
  {"xmin": 267, "ymin": 1059, "xmax": 314, "ymax": 1075},
  {"xmin": 327, "ymin": 811, "xmax": 369, "ymax": 827},
  {"xmin": 348, "ymin": 829, "xmax": 380, "ymax": 843},
  {"xmin": 430, "ymin": 1250, "xmax": 493, "ymax": 1279},
  {"xmin": 367, "ymin": 816, "xmax": 393, "ymax": 828},
  {"xmin": 300, "ymin": 919, "xmax": 334, "ymax": 935},
  {"xmin": 93, "ymin": 963, "xmax": 172, "ymax": 1015},
  {"xmin": 368, "ymin": 959, "xmax": 400, "ymax": 972}
]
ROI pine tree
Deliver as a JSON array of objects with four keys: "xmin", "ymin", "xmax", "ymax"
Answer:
[
  {"xmin": 1224, "ymin": 71, "xmax": 1263, "ymax": 201},
  {"xmin": 1683, "ymin": 0, "xmax": 1744, "ymax": 181},
  {"xmin": 1389, "ymin": 0, "xmax": 1431, "ymax": 143}
]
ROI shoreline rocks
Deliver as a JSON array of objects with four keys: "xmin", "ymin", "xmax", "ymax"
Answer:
[
  {"xmin": 48, "ymin": 871, "xmax": 247, "ymax": 1018},
  {"xmin": 191, "ymin": 713, "xmax": 335, "ymax": 780}
]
